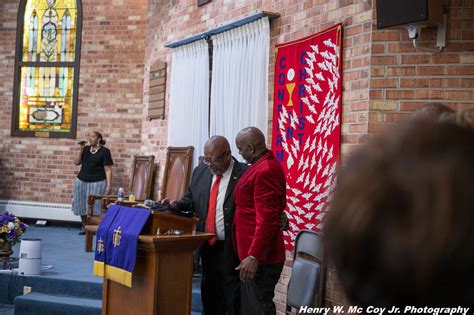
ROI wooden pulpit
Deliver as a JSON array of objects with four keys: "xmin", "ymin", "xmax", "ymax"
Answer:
[{"xmin": 86, "ymin": 210, "xmax": 211, "ymax": 315}]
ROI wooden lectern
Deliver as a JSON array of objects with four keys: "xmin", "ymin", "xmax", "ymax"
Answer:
[{"xmin": 86, "ymin": 210, "xmax": 211, "ymax": 315}]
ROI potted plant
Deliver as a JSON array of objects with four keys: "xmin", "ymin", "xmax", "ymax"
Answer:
[{"xmin": 0, "ymin": 211, "xmax": 28, "ymax": 259}]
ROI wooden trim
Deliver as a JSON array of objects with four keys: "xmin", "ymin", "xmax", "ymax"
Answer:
[
  {"xmin": 149, "ymin": 93, "xmax": 165, "ymax": 102},
  {"xmin": 160, "ymin": 146, "xmax": 194, "ymax": 200},
  {"xmin": 149, "ymin": 100, "xmax": 165, "ymax": 109},
  {"xmin": 149, "ymin": 77, "xmax": 166, "ymax": 87},
  {"xmin": 129, "ymin": 155, "xmax": 156, "ymax": 200},
  {"xmin": 147, "ymin": 60, "xmax": 167, "ymax": 120},
  {"xmin": 10, "ymin": 0, "xmax": 26, "ymax": 138},
  {"xmin": 18, "ymin": 61, "xmax": 76, "ymax": 67},
  {"xmin": 149, "ymin": 99, "xmax": 165, "ymax": 108},
  {"xmin": 149, "ymin": 85, "xmax": 165, "ymax": 94},
  {"xmin": 150, "ymin": 62, "xmax": 166, "ymax": 72},
  {"xmin": 147, "ymin": 108, "xmax": 165, "ymax": 118}
]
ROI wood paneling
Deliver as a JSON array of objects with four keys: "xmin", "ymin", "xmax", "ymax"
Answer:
[{"xmin": 148, "ymin": 60, "xmax": 167, "ymax": 120}]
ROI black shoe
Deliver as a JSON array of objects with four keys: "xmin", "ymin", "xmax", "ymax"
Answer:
[{"xmin": 79, "ymin": 228, "xmax": 86, "ymax": 235}]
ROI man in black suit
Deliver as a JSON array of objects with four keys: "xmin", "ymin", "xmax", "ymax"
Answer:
[{"xmin": 163, "ymin": 136, "xmax": 247, "ymax": 315}]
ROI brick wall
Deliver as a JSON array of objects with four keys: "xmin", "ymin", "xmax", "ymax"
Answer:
[
  {"xmin": 369, "ymin": 0, "xmax": 474, "ymax": 135},
  {"xmin": 2, "ymin": 0, "xmax": 473, "ymax": 312},
  {"xmin": 0, "ymin": 0, "xmax": 148, "ymax": 203},
  {"xmin": 0, "ymin": 1, "xmax": 18, "ymax": 199},
  {"xmin": 142, "ymin": 0, "xmax": 373, "ymax": 311}
]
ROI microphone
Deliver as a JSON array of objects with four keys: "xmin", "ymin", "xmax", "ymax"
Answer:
[
  {"xmin": 144, "ymin": 199, "xmax": 158, "ymax": 208},
  {"xmin": 77, "ymin": 141, "xmax": 87, "ymax": 145}
]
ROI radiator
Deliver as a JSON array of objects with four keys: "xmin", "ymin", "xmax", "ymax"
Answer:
[{"xmin": 0, "ymin": 200, "xmax": 80, "ymax": 222}]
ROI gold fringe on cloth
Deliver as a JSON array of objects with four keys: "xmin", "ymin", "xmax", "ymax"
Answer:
[
  {"xmin": 105, "ymin": 264, "xmax": 133, "ymax": 288},
  {"xmin": 93, "ymin": 260, "xmax": 104, "ymax": 277}
]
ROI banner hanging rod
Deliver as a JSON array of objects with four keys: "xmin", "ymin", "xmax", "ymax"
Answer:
[{"xmin": 165, "ymin": 11, "xmax": 280, "ymax": 48}]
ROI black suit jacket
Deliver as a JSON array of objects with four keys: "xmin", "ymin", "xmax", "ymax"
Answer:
[{"xmin": 176, "ymin": 157, "xmax": 248, "ymax": 271}]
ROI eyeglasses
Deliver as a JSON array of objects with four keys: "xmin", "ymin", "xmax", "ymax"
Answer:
[{"xmin": 203, "ymin": 150, "xmax": 228, "ymax": 165}]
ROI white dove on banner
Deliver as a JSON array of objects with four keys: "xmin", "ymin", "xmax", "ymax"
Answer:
[{"xmin": 272, "ymin": 25, "xmax": 342, "ymax": 249}]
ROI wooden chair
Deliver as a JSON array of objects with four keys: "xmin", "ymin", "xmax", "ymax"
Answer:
[
  {"xmin": 160, "ymin": 146, "xmax": 194, "ymax": 200},
  {"xmin": 85, "ymin": 155, "xmax": 155, "ymax": 252}
]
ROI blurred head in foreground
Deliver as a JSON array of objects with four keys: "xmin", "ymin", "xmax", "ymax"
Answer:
[
  {"xmin": 440, "ymin": 107, "xmax": 474, "ymax": 129},
  {"xmin": 324, "ymin": 119, "xmax": 474, "ymax": 307},
  {"xmin": 413, "ymin": 102, "xmax": 455, "ymax": 121}
]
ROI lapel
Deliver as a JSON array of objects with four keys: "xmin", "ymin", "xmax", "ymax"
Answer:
[
  {"xmin": 202, "ymin": 168, "xmax": 213, "ymax": 212},
  {"xmin": 237, "ymin": 151, "xmax": 272, "ymax": 188},
  {"xmin": 224, "ymin": 160, "xmax": 245, "ymax": 204}
]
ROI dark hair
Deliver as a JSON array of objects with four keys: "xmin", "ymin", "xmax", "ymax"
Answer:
[
  {"xmin": 324, "ymin": 120, "xmax": 474, "ymax": 307},
  {"xmin": 94, "ymin": 131, "xmax": 106, "ymax": 145},
  {"xmin": 413, "ymin": 102, "xmax": 455, "ymax": 121},
  {"xmin": 438, "ymin": 108, "xmax": 474, "ymax": 130}
]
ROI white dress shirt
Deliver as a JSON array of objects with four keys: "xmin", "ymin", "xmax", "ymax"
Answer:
[{"xmin": 211, "ymin": 159, "xmax": 234, "ymax": 240}]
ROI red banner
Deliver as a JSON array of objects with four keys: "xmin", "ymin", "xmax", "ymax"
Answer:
[{"xmin": 271, "ymin": 24, "xmax": 343, "ymax": 250}]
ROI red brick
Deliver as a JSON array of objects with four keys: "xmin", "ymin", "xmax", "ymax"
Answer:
[
  {"xmin": 414, "ymin": 90, "xmax": 445, "ymax": 99},
  {"xmin": 369, "ymin": 89, "xmax": 384, "ymax": 99},
  {"xmin": 371, "ymin": 78, "xmax": 398, "ymax": 88},
  {"xmin": 351, "ymin": 56, "xmax": 370, "ymax": 68},
  {"xmin": 460, "ymin": 78, "xmax": 474, "ymax": 88},
  {"xmin": 416, "ymin": 66, "xmax": 446, "ymax": 75},
  {"xmin": 431, "ymin": 54, "xmax": 461, "ymax": 64},
  {"xmin": 371, "ymin": 43, "xmax": 385, "ymax": 54},
  {"xmin": 430, "ymin": 78, "xmax": 461, "ymax": 88},
  {"xmin": 444, "ymin": 90, "xmax": 474, "ymax": 100},
  {"xmin": 387, "ymin": 66, "xmax": 416, "ymax": 76},
  {"xmin": 400, "ymin": 78, "xmax": 429, "ymax": 88},
  {"xmin": 372, "ymin": 55, "xmax": 398, "ymax": 65},
  {"xmin": 385, "ymin": 112, "xmax": 412, "ymax": 123},
  {"xmin": 447, "ymin": 66, "xmax": 474, "ymax": 75},
  {"xmin": 387, "ymin": 42, "xmax": 416, "ymax": 53},
  {"xmin": 372, "ymin": 30, "xmax": 401, "ymax": 41},
  {"xmin": 371, "ymin": 66, "xmax": 386, "ymax": 77},
  {"xmin": 401, "ymin": 54, "xmax": 431, "ymax": 64},
  {"xmin": 386, "ymin": 90, "xmax": 414, "ymax": 100}
]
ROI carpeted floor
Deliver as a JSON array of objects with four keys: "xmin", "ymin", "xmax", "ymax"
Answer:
[
  {"xmin": 0, "ymin": 303, "xmax": 13, "ymax": 315},
  {"xmin": 0, "ymin": 221, "xmax": 203, "ymax": 314},
  {"xmin": 0, "ymin": 222, "xmax": 102, "ymax": 313},
  {"xmin": 10, "ymin": 222, "xmax": 101, "ymax": 283}
]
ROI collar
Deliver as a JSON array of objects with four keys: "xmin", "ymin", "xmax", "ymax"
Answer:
[
  {"xmin": 223, "ymin": 159, "xmax": 234, "ymax": 177},
  {"xmin": 248, "ymin": 148, "xmax": 270, "ymax": 164}
]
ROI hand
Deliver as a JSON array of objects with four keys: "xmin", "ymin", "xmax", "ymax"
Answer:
[
  {"xmin": 279, "ymin": 212, "xmax": 290, "ymax": 231},
  {"xmin": 105, "ymin": 187, "xmax": 112, "ymax": 195},
  {"xmin": 235, "ymin": 256, "xmax": 258, "ymax": 282},
  {"xmin": 161, "ymin": 198, "xmax": 177, "ymax": 208}
]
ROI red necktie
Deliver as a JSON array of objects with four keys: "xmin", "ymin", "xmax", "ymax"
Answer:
[{"xmin": 206, "ymin": 175, "xmax": 222, "ymax": 245}]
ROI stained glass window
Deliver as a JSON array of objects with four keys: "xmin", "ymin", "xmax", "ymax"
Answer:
[{"xmin": 12, "ymin": 0, "xmax": 82, "ymax": 138}]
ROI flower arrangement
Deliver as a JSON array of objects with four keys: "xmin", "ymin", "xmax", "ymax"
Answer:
[{"xmin": 0, "ymin": 211, "xmax": 28, "ymax": 245}]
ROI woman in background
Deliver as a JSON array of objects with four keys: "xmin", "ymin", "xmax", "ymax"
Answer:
[{"xmin": 72, "ymin": 131, "xmax": 113, "ymax": 235}]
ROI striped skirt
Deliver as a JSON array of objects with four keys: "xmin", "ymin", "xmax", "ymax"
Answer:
[{"xmin": 72, "ymin": 178, "xmax": 106, "ymax": 216}]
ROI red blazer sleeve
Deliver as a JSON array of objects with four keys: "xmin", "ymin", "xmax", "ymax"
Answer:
[{"xmin": 247, "ymin": 167, "xmax": 285, "ymax": 262}]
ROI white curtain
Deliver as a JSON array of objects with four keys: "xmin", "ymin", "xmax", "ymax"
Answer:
[
  {"xmin": 168, "ymin": 39, "xmax": 210, "ymax": 164},
  {"xmin": 210, "ymin": 17, "xmax": 270, "ymax": 159}
]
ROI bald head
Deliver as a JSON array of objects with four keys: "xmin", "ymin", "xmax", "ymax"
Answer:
[
  {"xmin": 203, "ymin": 136, "xmax": 232, "ymax": 175},
  {"xmin": 204, "ymin": 135, "xmax": 230, "ymax": 152},
  {"xmin": 235, "ymin": 127, "xmax": 267, "ymax": 163}
]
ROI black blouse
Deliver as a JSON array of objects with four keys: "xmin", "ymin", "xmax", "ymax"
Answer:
[{"xmin": 77, "ymin": 146, "xmax": 113, "ymax": 182}]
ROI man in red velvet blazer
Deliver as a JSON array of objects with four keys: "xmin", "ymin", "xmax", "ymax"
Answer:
[{"xmin": 233, "ymin": 127, "xmax": 286, "ymax": 315}]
